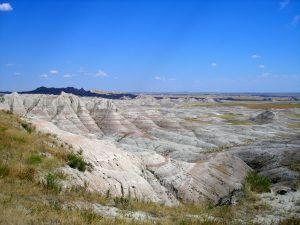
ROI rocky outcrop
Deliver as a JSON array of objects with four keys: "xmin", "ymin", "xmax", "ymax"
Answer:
[{"xmin": 251, "ymin": 110, "xmax": 276, "ymax": 124}]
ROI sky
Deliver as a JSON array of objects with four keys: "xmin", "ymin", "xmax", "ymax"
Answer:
[{"xmin": 0, "ymin": 0, "xmax": 300, "ymax": 92}]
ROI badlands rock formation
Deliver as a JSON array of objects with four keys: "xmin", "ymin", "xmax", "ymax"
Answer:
[{"xmin": 1, "ymin": 92, "xmax": 299, "ymax": 206}]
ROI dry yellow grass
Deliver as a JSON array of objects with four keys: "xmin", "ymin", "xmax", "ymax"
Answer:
[{"xmin": 182, "ymin": 102, "xmax": 300, "ymax": 109}]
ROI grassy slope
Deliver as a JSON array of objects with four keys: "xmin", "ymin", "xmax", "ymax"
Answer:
[{"xmin": 0, "ymin": 110, "xmax": 295, "ymax": 225}]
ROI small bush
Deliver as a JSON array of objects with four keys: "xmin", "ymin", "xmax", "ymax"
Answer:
[
  {"xmin": 21, "ymin": 122, "xmax": 35, "ymax": 133},
  {"xmin": 26, "ymin": 154, "xmax": 42, "ymax": 165},
  {"xmin": 43, "ymin": 172, "xmax": 61, "ymax": 193},
  {"xmin": 0, "ymin": 163, "xmax": 9, "ymax": 178},
  {"xmin": 81, "ymin": 210, "xmax": 103, "ymax": 223},
  {"xmin": 67, "ymin": 153, "xmax": 88, "ymax": 172},
  {"xmin": 113, "ymin": 196, "xmax": 131, "ymax": 210},
  {"xmin": 245, "ymin": 171, "xmax": 271, "ymax": 193}
]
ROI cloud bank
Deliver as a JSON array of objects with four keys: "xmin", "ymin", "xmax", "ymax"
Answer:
[{"xmin": 0, "ymin": 3, "xmax": 13, "ymax": 11}]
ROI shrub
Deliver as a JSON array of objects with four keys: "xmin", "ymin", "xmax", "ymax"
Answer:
[
  {"xmin": 81, "ymin": 210, "xmax": 103, "ymax": 223},
  {"xmin": 245, "ymin": 171, "xmax": 271, "ymax": 193},
  {"xmin": 26, "ymin": 154, "xmax": 42, "ymax": 165},
  {"xmin": 67, "ymin": 153, "xmax": 88, "ymax": 172},
  {"xmin": 113, "ymin": 196, "xmax": 131, "ymax": 210},
  {"xmin": 43, "ymin": 172, "xmax": 61, "ymax": 193},
  {"xmin": 21, "ymin": 122, "xmax": 35, "ymax": 133},
  {"xmin": 0, "ymin": 163, "xmax": 9, "ymax": 178}
]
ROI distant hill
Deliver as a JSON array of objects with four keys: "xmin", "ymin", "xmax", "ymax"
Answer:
[{"xmin": 1, "ymin": 86, "xmax": 137, "ymax": 99}]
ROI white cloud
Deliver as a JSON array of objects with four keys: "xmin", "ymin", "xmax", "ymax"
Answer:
[
  {"xmin": 13, "ymin": 72, "xmax": 20, "ymax": 75},
  {"xmin": 0, "ymin": 3, "xmax": 13, "ymax": 11},
  {"xmin": 261, "ymin": 72, "xmax": 270, "ymax": 77},
  {"xmin": 258, "ymin": 64, "xmax": 265, "ymax": 69},
  {"xmin": 40, "ymin": 74, "xmax": 48, "ymax": 78},
  {"xmin": 63, "ymin": 74, "xmax": 72, "ymax": 78},
  {"xmin": 77, "ymin": 67, "xmax": 85, "ymax": 74},
  {"xmin": 154, "ymin": 76, "xmax": 175, "ymax": 81},
  {"xmin": 154, "ymin": 76, "xmax": 166, "ymax": 81},
  {"xmin": 5, "ymin": 63, "xmax": 13, "ymax": 67},
  {"xmin": 211, "ymin": 62, "xmax": 217, "ymax": 67},
  {"xmin": 279, "ymin": 0, "xmax": 290, "ymax": 10},
  {"xmin": 292, "ymin": 15, "xmax": 300, "ymax": 26},
  {"xmin": 95, "ymin": 69, "xmax": 108, "ymax": 77},
  {"xmin": 49, "ymin": 70, "xmax": 59, "ymax": 75},
  {"xmin": 251, "ymin": 54, "xmax": 261, "ymax": 59}
]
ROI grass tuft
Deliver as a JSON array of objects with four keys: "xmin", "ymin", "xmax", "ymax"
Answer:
[
  {"xmin": 43, "ymin": 172, "xmax": 61, "ymax": 193},
  {"xmin": 21, "ymin": 122, "xmax": 35, "ymax": 133},
  {"xmin": 0, "ymin": 163, "xmax": 9, "ymax": 178},
  {"xmin": 245, "ymin": 171, "xmax": 271, "ymax": 193},
  {"xmin": 67, "ymin": 152, "xmax": 89, "ymax": 172},
  {"xmin": 26, "ymin": 154, "xmax": 42, "ymax": 165},
  {"xmin": 14, "ymin": 165, "xmax": 36, "ymax": 181},
  {"xmin": 113, "ymin": 196, "xmax": 132, "ymax": 210}
]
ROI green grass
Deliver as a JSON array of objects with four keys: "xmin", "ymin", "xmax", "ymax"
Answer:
[
  {"xmin": 0, "ymin": 163, "xmax": 9, "ymax": 177},
  {"xmin": 26, "ymin": 154, "xmax": 43, "ymax": 165},
  {"xmin": 67, "ymin": 152, "xmax": 89, "ymax": 172},
  {"xmin": 21, "ymin": 121, "xmax": 35, "ymax": 133},
  {"xmin": 245, "ymin": 172, "xmax": 271, "ymax": 193},
  {"xmin": 43, "ymin": 172, "xmax": 62, "ymax": 193}
]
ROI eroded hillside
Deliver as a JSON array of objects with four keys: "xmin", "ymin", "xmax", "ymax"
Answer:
[{"xmin": 0, "ymin": 92, "xmax": 299, "ymax": 224}]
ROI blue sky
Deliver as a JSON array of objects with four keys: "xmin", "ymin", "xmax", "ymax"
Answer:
[{"xmin": 0, "ymin": 0, "xmax": 299, "ymax": 92}]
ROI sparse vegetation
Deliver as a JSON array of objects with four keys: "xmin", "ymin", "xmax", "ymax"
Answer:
[
  {"xmin": 245, "ymin": 171, "xmax": 271, "ymax": 193},
  {"xmin": 288, "ymin": 113, "xmax": 300, "ymax": 119},
  {"xmin": 289, "ymin": 163, "xmax": 300, "ymax": 172},
  {"xmin": 288, "ymin": 122, "xmax": 300, "ymax": 129},
  {"xmin": 43, "ymin": 172, "xmax": 62, "ymax": 193},
  {"xmin": 26, "ymin": 153, "xmax": 42, "ymax": 165},
  {"xmin": 0, "ymin": 109, "xmax": 295, "ymax": 224},
  {"xmin": 21, "ymin": 121, "xmax": 35, "ymax": 133},
  {"xmin": 113, "ymin": 196, "xmax": 132, "ymax": 210},
  {"xmin": 67, "ymin": 152, "xmax": 89, "ymax": 172},
  {"xmin": 0, "ymin": 163, "xmax": 9, "ymax": 177},
  {"xmin": 184, "ymin": 117, "xmax": 213, "ymax": 125},
  {"xmin": 278, "ymin": 218, "xmax": 300, "ymax": 225},
  {"xmin": 182, "ymin": 102, "xmax": 300, "ymax": 109}
]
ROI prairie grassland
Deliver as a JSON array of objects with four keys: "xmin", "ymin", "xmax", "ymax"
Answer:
[
  {"xmin": 182, "ymin": 102, "xmax": 300, "ymax": 109},
  {"xmin": 213, "ymin": 114, "xmax": 254, "ymax": 125},
  {"xmin": 288, "ymin": 122, "xmax": 300, "ymax": 129}
]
